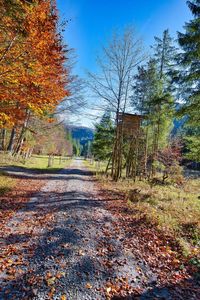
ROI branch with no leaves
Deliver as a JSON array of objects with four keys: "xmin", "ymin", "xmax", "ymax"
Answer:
[{"xmin": 87, "ymin": 28, "xmax": 147, "ymax": 117}]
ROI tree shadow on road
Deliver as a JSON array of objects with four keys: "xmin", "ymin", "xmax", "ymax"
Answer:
[
  {"xmin": 110, "ymin": 276, "xmax": 200, "ymax": 299},
  {"xmin": 1, "ymin": 167, "xmax": 199, "ymax": 299},
  {"xmin": 0, "ymin": 196, "xmax": 118, "ymax": 299},
  {"xmin": 0, "ymin": 166, "xmax": 93, "ymax": 179}
]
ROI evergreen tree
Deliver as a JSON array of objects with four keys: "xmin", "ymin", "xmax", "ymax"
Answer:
[
  {"xmin": 131, "ymin": 66, "xmax": 148, "ymax": 115},
  {"xmin": 81, "ymin": 141, "xmax": 92, "ymax": 157},
  {"xmin": 177, "ymin": 0, "xmax": 200, "ymax": 162},
  {"xmin": 184, "ymin": 135, "xmax": 200, "ymax": 162},
  {"xmin": 72, "ymin": 139, "xmax": 81, "ymax": 156},
  {"xmin": 132, "ymin": 57, "xmax": 174, "ymax": 176},
  {"xmin": 92, "ymin": 111, "xmax": 114, "ymax": 160},
  {"xmin": 132, "ymin": 59, "xmax": 174, "ymax": 148},
  {"xmin": 131, "ymin": 60, "xmax": 161, "ymax": 115},
  {"xmin": 152, "ymin": 29, "xmax": 177, "ymax": 91}
]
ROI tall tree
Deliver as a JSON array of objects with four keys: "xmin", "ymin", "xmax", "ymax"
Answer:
[
  {"xmin": 88, "ymin": 28, "xmax": 145, "ymax": 180},
  {"xmin": 0, "ymin": 0, "xmax": 69, "ymax": 153},
  {"xmin": 131, "ymin": 58, "xmax": 174, "ymax": 177},
  {"xmin": 177, "ymin": 0, "xmax": 200, "ymax": 127},
  {"xmin": 131, "ymin": 59, "xmax": 161, "ymax": 115},
  {"xmin": 152, "ymin": 29, "xmax": 177, "ymax": 90},
  {"xmin": 177, "ymin": 0, "xmax": 200, "ymax": 162}
]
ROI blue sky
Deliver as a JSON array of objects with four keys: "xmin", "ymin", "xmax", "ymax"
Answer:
[{"xmin": 56, "ymin": 0, "xmax": 192, "ymax": 126}]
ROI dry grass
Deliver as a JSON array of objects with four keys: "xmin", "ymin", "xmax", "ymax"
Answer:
[
  {"xmin": 109, "ymin": 178, "xmax": 199, "ymax": 255},
  {"xmin": 85, "ymin": 160, "xmax": 200, "ymax": 256}
]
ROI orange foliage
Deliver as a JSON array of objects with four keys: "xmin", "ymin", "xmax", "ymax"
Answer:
[{"xmin": 0, "ymin": 0, "xmax": 69, "ymax": 128}]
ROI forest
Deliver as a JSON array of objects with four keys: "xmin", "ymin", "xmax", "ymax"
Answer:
[{"xmin": 91, "ymin": 20, "xmax": 200, "ymax": 182}]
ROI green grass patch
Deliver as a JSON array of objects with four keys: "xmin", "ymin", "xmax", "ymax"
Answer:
[
  {"xmin": 0, "ymin": 171, "xmax": 16, "ymax": 196},
  {"xmin": 0, "ymin": 153, "xmax": 72, "ymax": 173}
]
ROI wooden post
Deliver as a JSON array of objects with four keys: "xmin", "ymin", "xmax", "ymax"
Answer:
[{"xmin": 48, "ymin": 155, "xmax": 53, "ymax": 168}]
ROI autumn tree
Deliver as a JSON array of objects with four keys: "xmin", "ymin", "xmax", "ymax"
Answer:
[
  {"xmin": 32, "ymin": 120, "xmax": 72, "ymax": 157},
  {"xmin": 0, "ymin": 0, "xmax": 69, "ymax": 154}
]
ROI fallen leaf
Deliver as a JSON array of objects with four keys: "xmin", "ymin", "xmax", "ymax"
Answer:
[
  {"xmin": 56, "ymin": 272, "xmax": 65, "ymax": 279},
  {"xmin": 78, "ymin": 249, "xmax": 85, "ymax": 256},
  {"xmin": 106, "ymin": 287, "xmax": 111, "ymax": 293},
  {"xmin": 85, "ymin": 283, "xmax": 92, "ymax": 289},
  {"xmin": 48, "ymin": 287, "xmax": 55, "ymax": 297},
  {"xmin": 46, "ymin": 277, "xmax": 56, "ymax": 286}
]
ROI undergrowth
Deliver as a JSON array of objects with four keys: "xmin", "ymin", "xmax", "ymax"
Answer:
[
  {"xmin": 85, "ymin": 160, "xmax": 200, "ymax": 257},
  {"xmin": 110, "ymin": 178, "xmax": 199, "ymax": 256}
]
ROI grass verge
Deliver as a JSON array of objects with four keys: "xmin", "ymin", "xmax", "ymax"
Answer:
[
  {"xmin": 85, "ymin": 159, "xmax": 200, "ymax": 257},
  {"xmin": 0, "ymin": 171, "xmax": 16, "ymax": 196},
  {"xmin": 0, "ymin": 154, "xmax": 72, "ymax": 173}
]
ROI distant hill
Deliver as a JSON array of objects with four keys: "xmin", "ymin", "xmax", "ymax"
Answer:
[{"xmin": 67, "ymin": 126, "xmax": 94, "ymax": 146}]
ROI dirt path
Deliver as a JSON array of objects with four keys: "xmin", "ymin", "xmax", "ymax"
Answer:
[{"xmin": 0, "ymin": 159, "xmax": 197, "ymax": 299}]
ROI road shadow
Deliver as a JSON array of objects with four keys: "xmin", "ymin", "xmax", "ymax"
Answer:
[
  {"xmin": 0, "ymin": 202, "xmax": 118, "ymax": 299},
  {"xmin": 0, "ymin": 165, "xmax": 94, "ymax": 180},
  {"xmin": 1, "ymin": 165, "xmax": 199, "ymax": 299},
  {"xmin": 0, "ymin": 162, "xmax": 132, "ymax": 299},
  {"xmin": 110, "ymin": 276, "xmax": 200, "ymax": 299}
]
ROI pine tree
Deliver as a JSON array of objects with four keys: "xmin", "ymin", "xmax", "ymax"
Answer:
[
  {"xmin": 152, "ymin": 29, "xmax": 177, "ymax": 90},
  {"xmin": 131, "ymin": 61, "xmax": 158, "ymax": 115},
  {"xmin": 132, "ymin": 59, "xmax": 174, "ymax": 146},
  {"xmin": 131, "ymin": 57, "xmax": 174, "ymax": 176},
  {"xmin": 177, "ymin": 0, "xmax": 200, "ymax": 162},
  {"xmin": 72, "ymin": 139, "xmax": 81, "ymax": 156},
  {"xmin": 92, "ymin": 111, "xmax": 114, "ymax": 161}
]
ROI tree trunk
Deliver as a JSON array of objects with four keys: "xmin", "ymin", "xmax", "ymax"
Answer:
[
  {"xmin": 144, "ymin": 127, "xmax": 149, "ymax": 178},
  {"xmin": 1, "ymin": 129, "xmax": 6, "ymax": 151},
  {"xmin": 48, "ymin": 155, "xmax": 53, "ymax": 168},
  {"xmin": 13, "ymin": 110, "xmax": 30, "ymax": 155},
  {"xmin": 105, "ymin": 155, "xmax": 112, "ymax": 174},
  {"xmin": 7, "ymin": 127, "xmax": 16, "ymax": 152}
]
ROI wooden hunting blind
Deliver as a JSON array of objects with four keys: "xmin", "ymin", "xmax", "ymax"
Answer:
[
  {"xmin": 118, "ymin": 113, "xmax": 143, "ymax": 137},
  {"xmin": 110, "ymin": 112, "xmax": 147, "ymax": 181}
]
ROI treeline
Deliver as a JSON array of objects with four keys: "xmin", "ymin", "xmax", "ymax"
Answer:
[
  {"xmin": 0, "ymin": 0, "xmax": 69, "ymax": 156},
  {"xmin": 91, "ymin": 0, "xmax": 200, "ymax": 181},
  {"xmin": 30, "ymin": 120, "xmax": 73, "ymax": 157},
  {"xmin": 69, "ymin": 126, "xmax": 93, "ymax": 157}
]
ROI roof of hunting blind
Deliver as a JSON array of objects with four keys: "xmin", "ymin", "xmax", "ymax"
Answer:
[{"xmin": 118, "ymin": 112, "xmax": 144, "ymax": 118}]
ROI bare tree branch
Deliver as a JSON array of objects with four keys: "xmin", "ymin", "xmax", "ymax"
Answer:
[{"xmin": 87, "ymin": 28, "xmax": 146, "ymax": 120}]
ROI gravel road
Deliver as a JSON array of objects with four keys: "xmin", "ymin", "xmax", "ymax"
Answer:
[{"xmin": 0, "ymin": 158, "xmax": 171, "ymax": 300}]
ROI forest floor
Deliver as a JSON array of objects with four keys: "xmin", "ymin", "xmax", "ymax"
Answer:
[{"xmin": 0, "ymin": 158, "xmax": 199, "ymax": 300}]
